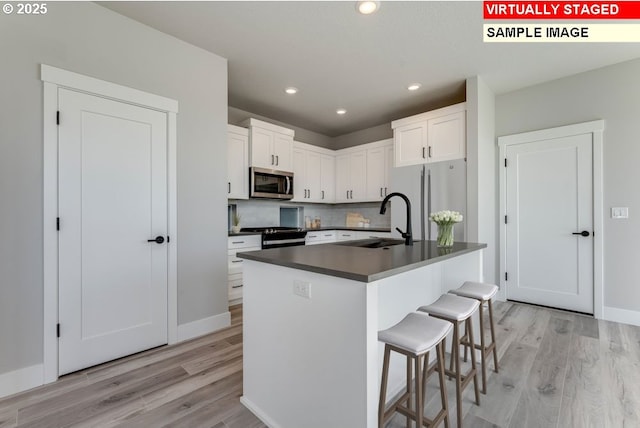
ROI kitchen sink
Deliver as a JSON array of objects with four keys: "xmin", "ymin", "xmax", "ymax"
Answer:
[{"xmin": 336, "ymin": 238, "xmax": 406, "ymax": 249}]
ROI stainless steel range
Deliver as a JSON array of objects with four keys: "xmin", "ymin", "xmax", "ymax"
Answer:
[{"xmin": 240, "ymin": 227, "xmax": 307, "ymax": 249}]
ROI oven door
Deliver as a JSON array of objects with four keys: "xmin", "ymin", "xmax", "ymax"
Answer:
[
  {"xmin": 262, "ymin": 237, "xmax": 306, "ymax": 249},
  {"xmin": 250, "ymin": 167, "xmax": 294, "ymax": 199}
]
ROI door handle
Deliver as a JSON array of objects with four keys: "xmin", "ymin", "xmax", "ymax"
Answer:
[
  {"xmin": 350, "ymin": 190, "xmax": 353, "ymax": 199},
  {"xmin": 276, "ymin": 155, "xmax": 279, "ymax": 166},
  {"xmin": 147, "ymin": 236, "xmax": 165, "ymax": 244},
  {"xmin": 380, "ymin": 188, "xmax": 383, "ymax": 197},
  {"xmin": 422, "ymin": 147, "xmax": 426, "ymax": 159},
  {"xmin": 228, "ymin": 182, "xmax": 230, "ymax": 194},
  {"xmin": 322, "ymin": 190, "xmax": 325, "ymax": 199},
  {"xmin": 572, "ymin": 231, "xmax": 590, "ymax": 237},
  {"xmin": 428, "ymin": 146, "xmax": 432, "ymax": 158},
  {"xmin": 271, "ymin": 154, "xmax": 274, "ymax": 165}
]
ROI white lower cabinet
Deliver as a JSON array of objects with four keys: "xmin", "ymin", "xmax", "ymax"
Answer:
[
  {"xmin": 228, "ymin": 235, "xmax": 261, "ymax": 301},
  {"xmin": 356, "ymin": 231, "xmax": 392, "ymax": 240},
  {"xmin": 305, "ymin": 230, "xmax": 337, "ymax": 245}
]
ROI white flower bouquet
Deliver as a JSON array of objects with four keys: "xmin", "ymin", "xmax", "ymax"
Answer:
[{"xmin": 428, "ymin": 210, "xmax": 463, "ymax": 247}]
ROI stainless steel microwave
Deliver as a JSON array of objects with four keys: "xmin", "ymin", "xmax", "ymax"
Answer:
[{"xmin": 250, "ymin": 167, "xmax": 294, "ymax": 199}]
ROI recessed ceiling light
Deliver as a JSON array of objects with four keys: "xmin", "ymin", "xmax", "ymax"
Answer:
[
  {"xmin": 356, "ymin": 1, "xmax": 380, "ymax": 15},
  {"xmin": 285, "ymin": 87, "xmax": 298, "ymax": 95},
  {"xmin": 336, "ymin": 108, "xmax": 347, "ymax": 115},
  {"xmin": 407, "ymin": 83, "xmax": 422, "ymax": 91}
]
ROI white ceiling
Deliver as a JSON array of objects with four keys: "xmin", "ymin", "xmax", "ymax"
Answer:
[{"xmin": 101, "ymin": 1, "xmax": 640, "ymax": 137}]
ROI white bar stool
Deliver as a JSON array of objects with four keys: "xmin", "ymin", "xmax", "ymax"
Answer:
[
  {"xmin": 378, "ymin": 312, "xmax": 452, "ymax": 428},
  {"xmin": 418, "ymin": 294, "xmax": 480, "ymax": 428},
  {"xmin": 449, "ymin": 281, "xmax": 499, "ymax": 394}
]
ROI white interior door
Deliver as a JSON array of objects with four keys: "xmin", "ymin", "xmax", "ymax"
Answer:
[
  {"xmin": 58, "ymin": 88, "xmax": 168, "ymax": 374},
  {"xmin": 505, "ymin": 133, "xmax": 593, "ymax": 314}
]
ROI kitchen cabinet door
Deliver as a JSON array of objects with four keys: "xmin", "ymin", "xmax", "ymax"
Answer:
[
  {"xmin": 320, "ymin": 154, "xmax": 335, "ymax": 203},
  {"xmin": 349, "ymin": 150, "xmax": 367, "ymax": 201},
  {"xmin": 227, "ymin": 125, "xmax": 249, "ymax": 199},
  {"xmin": 394, "ymin": 121, "xmax": 427, "ymax": 167},
  {"xmin": 273, "ymin": 132, "xmax": 293, "ymax": 171},
  {"xmin": 292, "ymin": 147, "xmax": 307, "ymax": 201},
  {"xmin": 250, "ymin": 126, "xmax": 275, "ymax": 169},
  {"xmin": 366, "ymin": 146, "xmax": 386, "ymax": 201},
  {"xmin": 306, "ymin": 151, "xmax": 322, "ymax": 201},
  {"xmin": 427, "ymin": 110, "xmax": 466, "ymax": 163},
  {"xmin": 335, "ymin": 154, "xmax": 350, "ymax": 203}
]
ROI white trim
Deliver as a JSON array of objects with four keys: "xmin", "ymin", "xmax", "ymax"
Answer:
[
  {"xmin": 40, "ymin": 64, "xmax": 178, "ymax": 113},
  {"xmin": 603, "ymin": 306, "xmax": 640, "ymax": 327},
  {"xmin": 242, "ymin": 118, "xmax": 295, "ymax": 137},
  {"xmin": 177, "ymin": 312, "xmax": 231, "ymax": 342},
  {"xmin": 42, "ymin": 81, "xmax": 59, "ymax": 384},
  {"xmin": 167, "ymin": 112, "xmax": 179, "ymax": 345},
  {"xmin": 498, "ymin": 120, "xmax": 604, "ymax": 318},
  {"xmin": 0, "ymin": 364, "xmax": 44, "ymax": 399},
  {"xmin": 41, "ymin": 64, "xmax": 179, "ymax": 384},
  {"xmin": 240, "ymin": 396, "xmax": 284, "ymax": 428}
]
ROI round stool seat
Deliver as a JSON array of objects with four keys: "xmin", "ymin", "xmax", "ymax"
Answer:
[
  {"xmin": 378, "ymin": 312, "xmax": 452, "ymax": 355},
  {"xmin": 450, "ymin": 281, "xmax": 498, "ymax": 301},
  {"xmin": 418, "ymin": 293, "xmax": 479, "ymax": 321}
]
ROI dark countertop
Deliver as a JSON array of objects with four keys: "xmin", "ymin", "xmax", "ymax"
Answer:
[
  {"xmin": 228, "ymin": 232, "xmax": 262, "ymax": 237},
  {"xmin": 237, "ymin": 240, "xmax": 487, "ymax": 283}
]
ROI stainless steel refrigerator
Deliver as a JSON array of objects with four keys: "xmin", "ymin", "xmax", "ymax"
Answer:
[{"xmin": 389, "ymin": 159, "xmax": 467, "ymax": 242}]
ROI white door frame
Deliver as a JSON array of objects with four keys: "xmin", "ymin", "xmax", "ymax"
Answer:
[
  {"xmin": 498, "ymin": 120, "xmax": 604, "ymax": 319},
  {"xmin": 41, "ymin": 64, "xmax": 179, "ymax": 383}
]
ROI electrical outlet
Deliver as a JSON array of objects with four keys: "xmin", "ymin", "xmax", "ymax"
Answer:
[{"xmin": 293, "ymin": 280, "xmax": 311, "ymax": 299}]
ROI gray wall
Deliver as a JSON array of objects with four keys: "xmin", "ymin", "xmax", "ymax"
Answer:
[
  {"xmin": 466, "ymin": 77, "xmax": 497, "ymax": 285},
  {"xmin": 332, "ymin": 123, "xmax": 393, "ymax": 150},
  {"xmin": 0, "ymin": 3, "xmax": 228, "ymax": 375},
  {"xmin": 230, "ymin": 106, "xmax": 393, "ymax": 150},
  {"xmin": 229, "ymin": 106, "xmax": 334, "ymax": 149},
  {"xmin": 496, "ymin": 58, "xmax": 640, "ymax": 313}
]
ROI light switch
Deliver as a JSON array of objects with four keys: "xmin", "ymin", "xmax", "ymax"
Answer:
[{"xmin": 611, "ymin": 207, "xmax": 629, "ymax": 219}]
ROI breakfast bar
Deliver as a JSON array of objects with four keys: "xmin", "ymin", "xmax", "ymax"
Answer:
[{"xmin": 238, "ymin": 240, "xmax": 487, "ymax": 428}]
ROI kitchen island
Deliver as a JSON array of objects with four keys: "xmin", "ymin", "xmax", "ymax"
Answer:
[{"xmin": 238, "ymin": 240, "xmax": 487, "ymax": 428}]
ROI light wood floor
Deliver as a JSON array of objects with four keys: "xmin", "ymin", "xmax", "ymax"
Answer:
[{"xmin": 1, "ymin": 302, "xmax": 639, "ymax": 427}]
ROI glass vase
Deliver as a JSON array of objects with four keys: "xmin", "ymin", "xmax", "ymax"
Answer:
[{"xmin": 436, "ymin": 223, "xmax": 454, "ymax": 247}]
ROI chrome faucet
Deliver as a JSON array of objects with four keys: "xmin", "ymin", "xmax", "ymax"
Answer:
[{"xmin": 379, "ymin": 192, "xmax": 413, "ymax": 246}]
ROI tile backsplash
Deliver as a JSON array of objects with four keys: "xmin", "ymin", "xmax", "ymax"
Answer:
[{"xmin": 229, "ymin": 199, "xmax": 391, "ymax": 230}]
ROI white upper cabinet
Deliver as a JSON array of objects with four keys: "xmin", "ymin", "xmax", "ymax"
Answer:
[
  {"xmin": 320, "ymin": 154, "xmax": 335, "ymax": 203},
  {"xmin": 292, "ymin": 141, "xmax": 335, "ymax": 203},
  {"xmin": 227, "ymin": 124, "xmax": 249, "ymax": 199},
  {"xmin": 243, "ymin": 118, "xmax": 294, "ymax": 172},
  {"xmin": 335, "ymin": 148, "xmax": 367, "ymax": 203},
  {"xmin": 365, "ymin": 139, "xmax": 393, "ymax": 201},
  {"xmin": 392, "ymin": 102, "xmax": 466, "ymax": 167}
]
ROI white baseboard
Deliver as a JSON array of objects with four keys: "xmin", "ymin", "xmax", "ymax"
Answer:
[
  {"xmin": 603, "ymin": 306, "xmax": 640, "ymax": 327},
  {"xmin": 0, "ymin": 364, "xmax": 44, "ymax": 399},
  {"xmin": 177, "ymin": 311, "xmax": 231, "ymax": 342},
  {"xmin": 240, "ymin": 396, "xmax": 283, "ymax": 428}
]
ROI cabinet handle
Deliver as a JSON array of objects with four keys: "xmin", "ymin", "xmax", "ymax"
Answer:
[
  {"xmin": 228, "ymin": 182, "xmax": 231, "ymax": 194},
  {"xmin": 271, "ymin": 154, "xmax": 274, "ymax": 165},
  {"xmin": 384, "ymin": 187, "xmax": 387, "ymax": 196},
  {"xmin": 231, "ymin": 260, "xmax": 243, "ymax": 263},
  {"xmin": 324, "ymin": 234, "xmax": 333, "ymax": 237},
  {"xmin": 380, "ymin": 187, "xmax": 383, "ymax": 197},
  {"xmin": 422, "ymin": 147, "xmax": 426, "ymax": 159},
  {"xmin": 350, "ymin": 190, "xmax": 353, "ymax": 199},
  {"xmin": 231, "ymin": 284, "xmax": 243, "ymax": 289},
  {"xmin": 428, "ymin": 146, "xmax": 432, "ymax": 158},
  {"xmin": 231, "ymin": 241, "xmax": 245, "ymax": 244},
  {"xmin": 322, "ymin": 190, "xmax": 325, "ymax": 199},
  {"xmin": 346, "ymin": 190, "xmax": 349, "ymax": 199}
]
